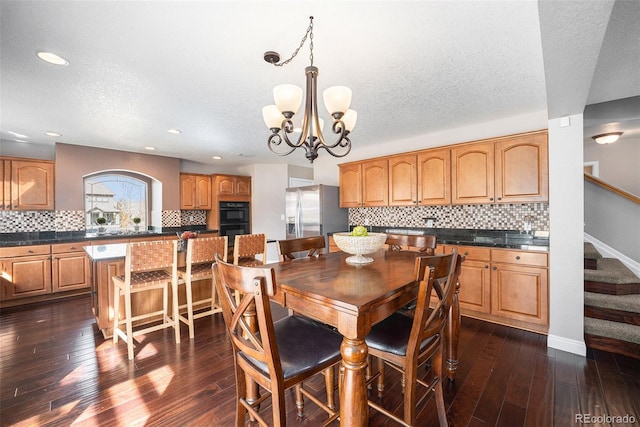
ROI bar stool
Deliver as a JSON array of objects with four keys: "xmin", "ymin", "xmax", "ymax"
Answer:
[
  {"xmin": 113, "ymin": 240, "xmax": 179, "ymax": 360},
  {"xmin": 175, "ymin": 235, "xmax": 228, "ymax": 339},
  {"xmin": 233, "ymin": 233, "xmax": 267, "ymax": 266}
]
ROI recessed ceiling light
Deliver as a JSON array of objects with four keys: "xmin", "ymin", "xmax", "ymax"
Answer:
[
  {"xmin": 45, "ymin": 131, "xmax": 62, "ymax": 137},
  {"xmin": 144, "ymin": 146, "xmax": 156, "ymax": 151},
  {"xmin": 8, "ymin": 131, "xmax": 28, "ymax": 138},
  {"xmin": 167, "ymin": 128, "xmax": 182, "ymax": 134},
  {"xmin": 36, "ymin": 51, "xmax": 69, "ymax": 66},
  {"xmin": 212, "ymin": 156, "xmax": 222, "ymax": 160}
]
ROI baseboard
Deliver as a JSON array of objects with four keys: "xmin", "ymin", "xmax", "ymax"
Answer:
[
  {"xmin": 584, "ymin": 233, "xmax": 640, "ymax": 278},
  {"xmin": 547, "ymin": 334, "xmax": 587, "ymax": 356}
]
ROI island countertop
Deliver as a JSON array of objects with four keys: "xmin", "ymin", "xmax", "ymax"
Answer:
[{"xmin": 83, "ymin": 243, "xmax": 128, "ymax": 261}]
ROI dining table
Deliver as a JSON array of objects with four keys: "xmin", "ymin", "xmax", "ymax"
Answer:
[{"xmin": 265, "ymin": 248, "xmax": 461, "ymax": 427}]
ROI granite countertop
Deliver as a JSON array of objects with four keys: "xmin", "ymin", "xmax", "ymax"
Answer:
[
  {"xmin": 0, "ymin": 226, "xmax": 219, "ymax": 248},
  {"xmin": 331, "ymin": 227, "xmax": 549, "ymax": 251}
]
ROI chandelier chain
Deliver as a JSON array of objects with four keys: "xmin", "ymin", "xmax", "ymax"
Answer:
[{"xmin": 273, "ymin": 16, "xmax": 314, "ymax": 67}]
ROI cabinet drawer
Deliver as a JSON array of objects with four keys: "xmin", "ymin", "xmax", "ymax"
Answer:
[
  {"xmin": 491, "ymin": 249, "xmax": 548, "ymax": 267},
  {"xmin": 51, "ymin": 242, "xmax": 88, "ymax": 254},
  {"xmin": 443, "ymin": 245, "xmax": 490, "ymax": 261},
  {"xmin": 0, "ymin": 244, "xmax": 50, "ymax": 257}
]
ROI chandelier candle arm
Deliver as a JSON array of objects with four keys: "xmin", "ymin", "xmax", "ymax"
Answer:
[{"xmin": 262, "ymin": 16, "xmax": 356, "ymax": 163}]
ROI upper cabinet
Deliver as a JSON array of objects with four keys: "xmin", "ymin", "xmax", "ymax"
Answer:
[
  {"xmin": 452, "ymin": 130, "xmax": 548, "ymax": 204},
  {"xmin": 339, "ymin": 159, "xmax": 388, "ymax": 207},
  {"xmin": 180, "ymin": 173, "xmax": 212, "ymax": 210},
  {"xmin": 339, "ymin": 130, "xmax": 548, "ymax": 208},
  {"xmin": 213, "ymin": 174, "xmax": 251, "ymax": 202},
  {"xmin": 1, "ymin": 158, "xmax": 55, "ymax": 210},
  {"xmin": 388, "ymin": 148, "xmax": 451, "ymax": 206}
]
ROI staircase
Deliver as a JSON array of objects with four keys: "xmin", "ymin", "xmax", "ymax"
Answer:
[{"xmin": 583, "ymin": 242, "xmax": 640, "ymax": 359}]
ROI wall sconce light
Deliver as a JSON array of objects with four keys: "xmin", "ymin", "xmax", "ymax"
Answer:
[{"xmin": 592, "ymin": 132, "xmax": 623, "ymax": 145}]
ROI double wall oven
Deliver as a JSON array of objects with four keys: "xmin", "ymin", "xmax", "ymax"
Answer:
[{"xmin": 218, "ymin": 201, "xmax": 250, "ymax": 246}]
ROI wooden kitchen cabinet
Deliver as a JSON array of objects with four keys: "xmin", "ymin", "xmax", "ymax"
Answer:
[
  {"xmin": 388, "ymin": 148, "xmax": 451, "ymax": 206},
  {"xmin": 339, "ymin": 159, "xmax": 388, "ymax": 207},
  {"xmin": 490, "ymin": 248, "xmax": 548, "ymax": 326},
  {"xmin": 1, "ymin": 157, "xmax": 55, "ymax": 210},
  {"xmin": 180, "ymin": 173, "xmax": 212, "ymax": 209},
  {"xmin": 0, "ymin": 245, "xmax": 52, "ymax": 300},
  {"xmin": 213, "ymin": 174, "xmax": 251, "ymax": 201},
  {"xmin": 51, "ymin": 242, "xmax": 91, "ymax": 292},
  {"xmin": 451, "ymin": 130, "xmax": 548, "ymax": 204},
  {"xmin": 442, "ymin": 245, "xmax": 491, "ymax": 314}
]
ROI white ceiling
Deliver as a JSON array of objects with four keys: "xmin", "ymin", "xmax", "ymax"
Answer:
[{"xmin": 1, "ymin": 1, "xmax": 638, "ymax": 167}]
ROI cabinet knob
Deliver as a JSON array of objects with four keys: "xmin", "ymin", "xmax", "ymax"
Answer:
[
  {"xmin": 489, "ymin": 198, "xmax": 494, "ymax": 201},
  {"xmin": 492, "ymin": 266, "xmax": 497, "ymax": 270},
  {"xmin": 497, "ymin": 197, "xmax": 502, "ymax": 201},
  {"xmin": 484, "ymin": 265, "xmax": 489, "ymax": 269},
  {"xmin": 27, "ymin": 250, "xmax": 33, "ymax": 253},
  {"xmin": 515, "ymin": 256, "xmax": 521, "ymax": 260},
  {"xmin": 70, "ymin": 246, "xmax": 76, "ymax": 250}
]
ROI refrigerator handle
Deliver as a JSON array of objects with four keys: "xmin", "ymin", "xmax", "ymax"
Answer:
[{"xmin": 295, "ymin": 190, "xmax": 303, "ymax": 238}]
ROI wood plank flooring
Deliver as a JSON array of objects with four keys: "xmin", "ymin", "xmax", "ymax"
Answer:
[{"xmin": 1, "ymin": 295, "xmax": 639, "ymax": 426}]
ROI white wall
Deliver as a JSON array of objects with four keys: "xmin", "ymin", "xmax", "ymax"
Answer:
[
  {"xmin": 583, "ymin": 136, "xmax": 640, "ymax": 196},
  {"xmin": 547, "ymin": 114, "xmax": 586, "ymax": 356}
]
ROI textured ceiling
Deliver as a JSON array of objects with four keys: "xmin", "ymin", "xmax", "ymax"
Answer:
[{"xmin": 1, "ymin": 1, "xmax": 638, "ymax": 167}]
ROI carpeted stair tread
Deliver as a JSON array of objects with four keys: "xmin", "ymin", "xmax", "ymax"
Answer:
[
  {"xmin": 584, "ymin": 258, "xmax": 640, "ymax": 285},
  {"xmin": 584, "ymin": 317, "xmax": 640, "ymax": 345},
  {"xmin": 584, "ymin": 291, "xmax": 640, "ymax": 314},
  {"xmin": 584, "ymin": 242, "xmax": 602, "ymax": 260}
]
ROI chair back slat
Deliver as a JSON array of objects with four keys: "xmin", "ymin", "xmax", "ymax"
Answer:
[
  {"xmin": 385, "ymin": 233, "xmax": 437, "ymax": 254},
  {"xmin": 278, "ymin": 235, "xmax": 326, "ymax": 261},
  {"xmin": 213, "ymin": 255, "xmax": 281, "ymax": 377},
  {"xmin": 407, "ymin": 250, "xmax": 462, "ymax": 362}
]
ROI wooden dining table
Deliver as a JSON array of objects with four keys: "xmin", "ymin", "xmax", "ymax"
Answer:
[{"xmin": 265, "ymin": 249, "xmax": 461, "ymax": 427}]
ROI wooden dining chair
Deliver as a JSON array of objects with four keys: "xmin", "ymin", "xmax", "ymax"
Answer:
[
  {"xmin": 175, "ymin": 235, "xmax": 228, "ymax": 339},
  {"xmin": 213, "ymin": 255, "xmax": 341, "ymax": 426},
  {"xmin": 233, "ymin": 233, "xmax": 267, "ymax": 266},
  {"xmin": 112, "ymin": 240, "xmax": 179, "ymax": 360},
  {"xmin": 365, "ymin": 250, "xmax": 462, "ymax": 427},
  {"xmin": 277, "ymin": 235, "xmax": 326, "ymax": 261},
  {"xmin": 385, "ymin": 233, "xmax": 437, "ymax": 254}
]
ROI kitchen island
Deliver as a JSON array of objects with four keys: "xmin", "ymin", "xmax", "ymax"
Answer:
[{"xmin": 85, "ymin": 241, "xmax": 214, "ymax": 338}]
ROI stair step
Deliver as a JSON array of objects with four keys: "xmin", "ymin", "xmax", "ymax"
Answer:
[
  {"xmin": 584, "ymin": 317, "xmax": 640, "ymax": 359},
  {"xmin": 584, "ymin": 292, "xmax": 640, "ymax": 326},
  {"xmin": 584, "ymin": 242, "xmax": 602, "ymax": 270},
  {"xmin": 584, "ymin": 258, "xmax": 640, "ymax": 295}
]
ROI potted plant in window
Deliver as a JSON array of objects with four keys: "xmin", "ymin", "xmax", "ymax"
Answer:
[
  {"xmin": 96, "ymin": 217, "xmax": 107, "ymax": 233},
  {"xmin": 132, "ymin": 217, "xmax": 141, "ymax": 232}
]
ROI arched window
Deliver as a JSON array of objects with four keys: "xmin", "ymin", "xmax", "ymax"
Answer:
[{"xmin": 84, "ymin": 172, "xmax": 149, "ymax": 231}]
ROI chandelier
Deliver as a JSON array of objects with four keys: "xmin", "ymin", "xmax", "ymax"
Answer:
[{"xmin": 262, "ymin": 16, "xmax": 357, "ymax": 163}]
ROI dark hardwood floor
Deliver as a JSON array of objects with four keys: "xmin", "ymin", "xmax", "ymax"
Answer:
[{"xmin": 1, "ymin": 295, "xmax": 639, "ymax": 426}]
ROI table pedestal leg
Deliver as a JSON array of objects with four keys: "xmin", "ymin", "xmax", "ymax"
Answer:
[
  {"xmin": 340, "ymin": 337, "xmax": 368, "ymax": 426},
  {"xmin": 445, "ymin": 281, "xmax": 461, "ymax": 381}
]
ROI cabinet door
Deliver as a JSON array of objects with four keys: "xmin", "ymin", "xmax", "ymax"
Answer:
[
  {"xmin": 451, "ymin": 142, "xmax": 494, "ymax": 204},
  {"xmin": 339, "ymin": 163, "xmax": 362, "ymax": 208},
  {"xmin": 457, "ymin": 259, "xmax": 491, "ymax": 313},
  {"xmin": 10, "ymin": 160, "xmax": 54, "ymax": 210},
  {"xmin": 1, "ymin": 160, "xmax": 9, "ymax": 210},
  {"xmin": 234, "ymin": 176, "xmax": 251, "ymax": 198},
  {"xmin": 389, "ymin": 155, "xmax": 417, "ymax": 206},
  {"xmin": 180, "ymin": 174, "xmax": 197, "ymax": 209},
  {"xmin": 52, "ymin": 252, "xmax": 91, "ymax": 292},
  {"xmin": 490, "ymin": 263, "xmax": 548, "ymax": 325},
  {"xmin": 495, "ymin": 132, "xmax": 548, "ymax": 203},
  {"xmin": 196, "ymin": 175, "xmax": 212, "ymax": 209},
  {"xmin": 216, "ymin": 175, "xmax": 236, "ymax": 197},
  {"xmin": 362, "ymin": 159, "xmax": 388, "ymax": 206},
  {"xmin": 417, "ymin": 148, "xmax": 451, "ymax": 205},
  {"xmin": 1, "ymin": 255, "xmax": 52, "ymax": 300}
]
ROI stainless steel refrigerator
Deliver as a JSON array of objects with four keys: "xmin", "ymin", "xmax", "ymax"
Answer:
[{"xmin": 285, "ymin": 185, "xmax": 348, "ymax": 249}]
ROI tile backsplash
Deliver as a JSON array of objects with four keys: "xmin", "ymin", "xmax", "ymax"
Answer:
[
  {"xmin": 1, "ymin": 209, "xmax": 208, "ymax": 233},
  {"xmin": 349, "ymin": 203, "xmax": 549, "ymax": 231}
]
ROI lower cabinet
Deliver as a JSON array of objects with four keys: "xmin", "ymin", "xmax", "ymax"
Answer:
[
  {"xmin": 0, "ymin": 245, "xmax": 51, "ymax": 300},
  {"xmin": 440, "ymin": 244, "xmax": 548, "ymax": 333},
  {"xmin": 51, "ymin": 242, "xmax": 91, "ymax": 292}
]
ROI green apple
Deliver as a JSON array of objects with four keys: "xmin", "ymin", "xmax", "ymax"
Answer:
[{"xmin": 351, "ymin": 226, "xmax": 368, "ymax": 236}]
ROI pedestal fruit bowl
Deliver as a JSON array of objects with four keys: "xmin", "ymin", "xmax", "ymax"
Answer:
[{"xmin": 332, "ymin": 231, "xmax": 387, "ymax": 265}]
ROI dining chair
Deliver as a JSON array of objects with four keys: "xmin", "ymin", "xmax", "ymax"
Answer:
[
  {"xmin": 277, "ymin": 235, "xmax": 326, "ymax": 261},
  {"xmin": 233, "ymin": 233, "xmax": 268, "ymax": 266},
  {"xmin": 385, "ymin": 233, "xmax": 437, "ymax": 254},
  {"xmin": 175, "ymin": 235, "xmax": 228, "ymax": 339},
  {"xmin": 365, "ymin": 250, "xmax": 461, "ymax": 427},
  {"xmin": 112, "ymin": 240, "xmax": 179, "ymax": 360},
  {"xmin": 213, "ymin": 255, "xmax": 341, "ymax": 426}
]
